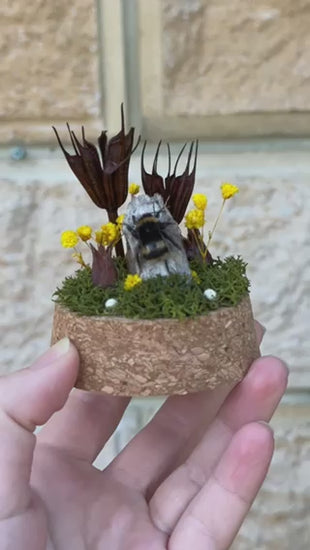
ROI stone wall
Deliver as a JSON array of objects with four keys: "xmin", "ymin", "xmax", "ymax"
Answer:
[
  {"xmin": 139, "ymin": 0, "xmax": 310, "ymax": 138},
  {"xmin": 0, "ymin": 0, "xmax": 101, "ymax": 143},
  {"xmin": 162, "ymin": 0, "xmax": 310, "ymax": 115}
]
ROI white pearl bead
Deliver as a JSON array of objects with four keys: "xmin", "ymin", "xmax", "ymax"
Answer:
[
  {"xmin": 203, "ymin": 288, "xmax": 217, "ymax": 300},
  {"xmin": 105, "ymin": 298, "xmax": 118, "ymax": 309}
]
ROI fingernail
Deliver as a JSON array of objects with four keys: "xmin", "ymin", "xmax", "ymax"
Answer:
[
  {"xmin": 51, "ymin": 338, "xmax": 71, "ymax": 357},
  {"xmin": 32, "ymin": 338, "xmax": 71, "ymax": 370},
  {"xmin": 258, "ymin": 322, "xmax": 267, "ymax": 335}
]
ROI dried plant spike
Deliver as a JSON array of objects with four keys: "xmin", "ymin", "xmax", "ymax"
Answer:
[
  {"xmin": 152, "ymin": 140, "xmax": 162, "ymax": 175},
  {"xmin": 120, "ymin": 102, "xmax": 125, "ymax": 131},
  {"xmin": 66, "ymin": 122, "xmax": 79, "ymax": 155},
  {"xmin": 184, "ymin": 140, "xmax": 194, "ymax": 175},
  {"xmin": 141, "ymin": 140, "xmax": 199, "ymax": 224},
  {"xmin": 166, "ymin": 140, "xmax": 199, "ymax": 223},
  {"xmin": 171, "ymin": 141, "xmax": 187, "ymax": 176},
  {"xmin": 53, "ymin": 107, "xmax": 139, "ymax": 219},
  {"xmin": 166, "ymin": 142, "xmax": 171, "ymax": 177},
  {"xmin": 141, "ymin": 141, "xmax": 165, "ymax": 198}
]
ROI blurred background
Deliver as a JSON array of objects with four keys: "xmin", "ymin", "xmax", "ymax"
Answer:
[{"xmin": 1, "ymin": 1, "xmax": 309, "ymax": 547}]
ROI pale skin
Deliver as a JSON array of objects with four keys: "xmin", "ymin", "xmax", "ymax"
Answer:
[{"xmin": 0, "ymin": 324, "xmax": 288, "ymax": 550}]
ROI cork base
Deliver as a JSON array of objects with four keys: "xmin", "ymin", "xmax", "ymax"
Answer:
[{"xmin": 51, "ymin": 296, "xmax": 259, "ymax": 396}]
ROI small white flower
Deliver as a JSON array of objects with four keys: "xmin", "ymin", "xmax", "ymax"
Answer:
[
  {"xmin": 203, "ymin": 288, "xmax": 217, "ymax": 301},
  {"xmin": 105, "ymin": 298, "xmax": 118, "ymax": 309}
]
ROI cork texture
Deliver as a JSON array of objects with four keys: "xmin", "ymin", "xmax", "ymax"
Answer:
[{"xmin": 51, "ymin": 296, "xmax": 259, "ymax": 396}]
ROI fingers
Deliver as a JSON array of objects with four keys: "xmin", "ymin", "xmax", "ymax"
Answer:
[
  {"xmin": 108, "ymin": 385, "xmax": 232, "ymax": 494},
  {"xmin": 38, "ymin": 389, "xmax": 130, "ymax": 463},
  {"xmin": 0, "ymin": 338, "xmax": 78, "ymax": 519},
  {"xmin": 169, "ymin": 422, "xmax": 274, "ymax": 550},
  {"xmin": 107, "ymin": 321, "xmax": 266, "ymax": 494},
  {"xmin": 149, "ymin": 356, "xmax": 288, "ymax": 534}
]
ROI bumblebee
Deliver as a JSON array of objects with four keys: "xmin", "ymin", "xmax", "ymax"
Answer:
[
  {"xmin": 133, "ymin": 213, "xmax": 169, "ymax": 260},
  {"xmin": 123, "ymin": 194, "xmax": 191, "ymax": 279}
]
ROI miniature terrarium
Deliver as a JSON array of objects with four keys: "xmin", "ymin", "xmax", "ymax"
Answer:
[{"xmin": 51, "ymin": 108, "xmax": 259, "ymax": 396}]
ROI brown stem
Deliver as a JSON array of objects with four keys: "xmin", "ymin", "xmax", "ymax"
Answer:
[
  {"xmin": 108, "ymin": 210, "xmax": 125, "ymax": 257},
  {"xmin": 192, "ymin": 229, "xmax": 205, "ymax": 260}
]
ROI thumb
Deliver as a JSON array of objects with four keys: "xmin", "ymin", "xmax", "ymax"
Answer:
[{"xmin": 0, "ymin": 338, "xmax": 79, "ymax": 519}]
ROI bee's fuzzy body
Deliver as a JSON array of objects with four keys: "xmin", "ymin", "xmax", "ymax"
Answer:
[{"xmin": 123, "ymin": 194, "xmax": 191, "ymax": 280}]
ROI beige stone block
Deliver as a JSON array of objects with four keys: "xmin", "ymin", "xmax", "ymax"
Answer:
[
  {"xmin": 138, "ymin": 0, "xmax": 310, "ymax": 137},
  {"xmin": 0, "ymin": 1, "xmax": 101, "ymax": 141},
  {"xmin": 161, "ymin": 0, "xmax": 310, "ymax": 116}
]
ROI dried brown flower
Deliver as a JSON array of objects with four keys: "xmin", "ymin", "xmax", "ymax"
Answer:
[
  {"xmin": 53, "ymin": 105, "xmax": 140, "ymax": 257},
  {"xmin": 141, "ymin": 140, "xmax": 198, "ymax": 224},
  {"xmin": 89, "ymin": 244, "xmax": 118, "ymax": 288}
]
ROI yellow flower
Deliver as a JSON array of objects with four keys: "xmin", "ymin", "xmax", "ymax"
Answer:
[
  {"xmin": 61, "ymin": 230, "xmax": 79, "ymax": 248},
  {"xmin": 191, "ymin": 270, "xmax": 201, "ymax": 284},
  {"xmin": 221, "ymin": 183, "xmax": 239, "ymax": 200},
  {"xmin": 95, "ymin": 230, "xmax": 103, "ymax": 245},
  {"xmin": 192, "ymin": 193, "xmax": 207, "ymax": 211},
  {"xmin": 116, "ymin": 214, "xmax": 125, "ymax": 228},
  {"xmin": 185, "ymin": 209, "xmax": 205, "ymax": 230},
  {"xmin": 129, "ymin": 183, "xmax": 140, "ymax": 195},
  {"xmin": 124, "ymin": 274, "xmax": 142, "ymax": 291},
  {"xmin": 100, "ymin": 222, "xmax": 120, "ymax": 246},
  {"xmin": 77, "ymin": 225, "xmax": 92, "ymax": 241}
]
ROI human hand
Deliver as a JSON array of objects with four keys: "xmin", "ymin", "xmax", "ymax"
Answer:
[{"xmin": 0, "ymin": 325, "xmax": 288, "ymax": 549}]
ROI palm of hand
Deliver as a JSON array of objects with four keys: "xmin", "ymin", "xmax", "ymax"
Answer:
[
  {"xmin": 0, "ymin": 333, "xmax": 287, "ymax": 550},
  {"xmin": 32, "ymin": 449, "xmax": 165, "ymax": 549}
]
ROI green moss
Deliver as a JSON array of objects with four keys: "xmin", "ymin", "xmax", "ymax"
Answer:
[{"xmin": 53, "ymin": 256, "xmax": 250, "ymax": 319}]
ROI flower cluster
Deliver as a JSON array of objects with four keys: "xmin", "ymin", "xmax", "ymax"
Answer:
[
  {"xmin": 221, "ymin": 183, "xmax": 239, "ymax": 200},
  {"xmin": 61, "ymin": 220, "xmax": 123, "ymax": 249},
  {"xmin": 185, "ymin": 209, "xmax": 204, "ymax": 230},
  {"xmin": 96, "ymin": 222, "xmax": 120, "ymax": 247},
  {"xmin": 129, "ymin": 183, "xmax": 140, "ymax": 195},
  {"xmin": 61, "ymin": 226, "xmax": 93, "ymax": 249},
  {"xmin": 124, "ymin": 274, "xmax": 142, "ymax": 291},
  {"xmin": 193, "ymin": 193, "xmax": 208, "ymax": 210},
  {"xmin": 61, "ymin": 230, "xmax": 79, "ymax": 249},
  {"xmin": 60, "ymin": 217, "xmax": 124, "ymax": 280},
  {"xmin": 77, "ymin": 225, "xmax": 92, "ymax": 241},
  {"xmin": 183, "ymin": 183, "xmax": 239, "ymax": 265},
  {"xmin": 185, "ymin": 193, "xmax": 208, "ymax": 230}
]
